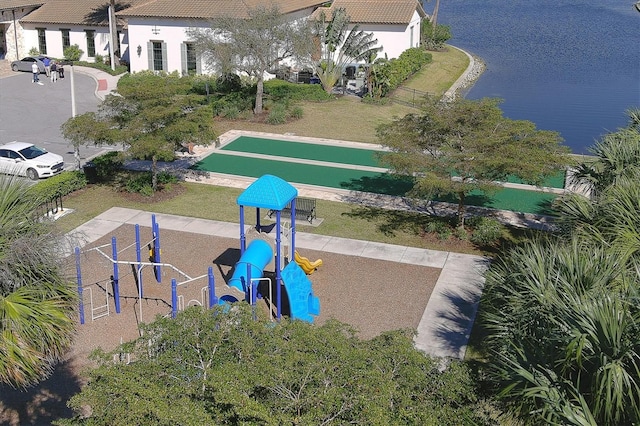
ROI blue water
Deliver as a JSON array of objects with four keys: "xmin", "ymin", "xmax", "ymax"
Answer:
[{"xmin": 439, "ymin": 1, "xmax": 640, "ymax": 154}]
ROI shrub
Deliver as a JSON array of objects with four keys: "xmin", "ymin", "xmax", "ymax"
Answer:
[
  {"xmin": 212, "ymin": 92, "xmax": 253, "ymax": 116},
  {"xmin": 73, "ymin": 60, "xmax": 128, "ymax": 75},
  {"xmin": 91, "ymin": 151, "xmax": 124, "ymax": 182},
  {"xmin": 29, "ymin": 47, "xmax": 40, "ymax": 56},
  {"xmin": 123, "ymin": 171, "xmax": 178, "ymax": 196},
  {"xmin": 266, "ymin": 103, "xmax": 287, "ymax": 124},
  {"xmin": 63, "ymin": 44, "xmax": 84, "ymax": 61},
  {"xmin": 28, "ymin": 171, "xmax": 87, "ymax": 202},
  {"xmin": 264, "ymin": 79, "xmax": 332, "ymax": 102},
  {"xmin": 368, "ymin": 48, "xmax": 432, "ymax": 98},
  {"xmin": 290, "ymin": 105, "xmax": 304, "ymax": 119},
  {"xmin": 468, "ymin": 217, "xmax": 504, "ymax": 246}
]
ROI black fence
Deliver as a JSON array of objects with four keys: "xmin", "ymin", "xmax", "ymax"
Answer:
[
  {"xmin": 389, "ymin": 86, "xmax": 434, "ymax": 109},
  {"xmin": 34, "ymin": 194, "xmax": 65, "ymax": 220}
]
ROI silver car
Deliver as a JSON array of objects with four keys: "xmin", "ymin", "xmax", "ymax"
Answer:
[
  {"xmin": 0, "ymin": 142, "xmax": 65, "ymax": 180},
  {"xmin": 10, "ymin": 56, "xmax": 51, "ymax": 73}
]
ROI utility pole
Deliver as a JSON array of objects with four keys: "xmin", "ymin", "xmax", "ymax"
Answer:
[{"xmin": 108, "ymin": 0, "xmax": 119, "ymax": 70}]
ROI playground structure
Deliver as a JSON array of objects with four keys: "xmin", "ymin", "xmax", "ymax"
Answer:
[
  {"xmin": 234, "ymin": 174, "xmax": 321, "ymax": 323},
  {"xmin": 73, "ymin": 175, "xmax": 321, "ymax": 329},
  {"xmin": 294, "ymin": 251, "xmax": 323, "ymax": 274},
  {"xmin": 74, "ymin": 214, "xmax": 219, "ymax": 326}
]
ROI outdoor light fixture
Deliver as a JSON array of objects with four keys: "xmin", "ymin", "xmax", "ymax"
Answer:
[
  {"xmin": 136, "ymin": 45, "xmax": 141, "ymax": 57},
  {"xmin": 151, "ymin": 25, "xmax": 160, "ymax": 35}
]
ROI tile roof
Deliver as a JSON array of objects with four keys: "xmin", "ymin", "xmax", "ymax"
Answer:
[
  {"xmin": 311, "ymin": 0, "xmax": 426, "ymax": 24},
  {"xmin": 19, "ymin": 0, "xmax": 148, "ymax": 26},
  {"xmin": 117, "ymin": 0, "xmax": 326, "ymax": 19},
  {"xmin": 0, "ymin": 0, "xmax": 45, "ymax": 11}
]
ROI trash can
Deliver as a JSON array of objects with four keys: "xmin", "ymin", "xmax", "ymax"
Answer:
[{"xmin": 83, "ymin": 161, "xmax": 98, "ymax": 184}]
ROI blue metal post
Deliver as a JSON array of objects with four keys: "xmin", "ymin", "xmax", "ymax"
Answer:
[
  {"xmin": 291, "ymin": 199, "xmax": 296, "ymax": 258},
  {"xmin": 276, "ymin": 211, "xmax": 282, "ymax": 320},
  {"xmin": 208, "ymin": 266, "xmax": 217, "ymax": 308},
  {"xmin": 239, "ymin": 206, "xmax": 246, "ymax": 253},
  {"xmin": 75, "ymin": 247, "xmax": 85, "ymax": 325},
  {"xmin": 135, "ymin": 224, "xmax": 143, "ymax": 297},
  {"xmin": 171, "ymin": 279, "xmax": 177, "ymax": 318},
  {"xmin": 111, "ymin": 237, "xmax": 121, "ymax": 313},
  {"xmin": 152, "ymin": 215, "xmax": 161, "ymax": 283}
]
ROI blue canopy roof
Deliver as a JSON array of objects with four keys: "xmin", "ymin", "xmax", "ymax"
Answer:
[{"xmin": 236, "ymin": 175, "xmax": 298, "ymax": 210}]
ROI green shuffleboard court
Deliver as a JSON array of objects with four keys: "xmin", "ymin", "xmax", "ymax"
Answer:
[
  {"xmin": 221, "ymin": 136, "xmax": 384, "ymax": 168},
  {"xmin": 192, "ymin": 152, "xmax": 558, "ymax": 215}
]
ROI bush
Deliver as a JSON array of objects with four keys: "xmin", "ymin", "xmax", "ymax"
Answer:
[
  {"xmin": 266, "ymin": 103, "xmax": 287, "ymax": 124},
  {"xmin": 468, "ymin": 217, "xmax": 504, "ymax": 246},
  {"xmin": 123, "ymin": 171, "xmax": 178, "ymax": 196},
  {"xmin": 28, "ymin": 171, "xmax": 87, "ymax": 202},
  {"xmin": 212, "ymin": 92, "xmax": 253, "ymax": 117},
  {"xmin": 264, "ymin": 79, "xmax": 332, "ymax": 102},
  {"xmin": 29, "ymin": 47, "xmax": 40, "ymax": 56},
  {"xmin": 290, "ymin": 105, "xmax": 304, "ymax": 119},
  {"xmin": 369, "ymin": 48, "xmax": 432, "ymax": 98},
  {"xmin": 63, "ymin": 44, "xmax": 84, "ymax": 61},
  {"xmin": 91, "ymin": 151, "xmax": 124, "ymax": 182}
]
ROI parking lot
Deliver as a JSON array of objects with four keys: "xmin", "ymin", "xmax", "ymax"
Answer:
[{"xmin": 0, "ymin": 61, "xmax": 111, "ymax": 169}]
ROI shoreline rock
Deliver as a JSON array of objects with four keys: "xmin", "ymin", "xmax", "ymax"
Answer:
[{"xmin": 442, "ymin": 46, "xmax": 486, "ymax": 101}]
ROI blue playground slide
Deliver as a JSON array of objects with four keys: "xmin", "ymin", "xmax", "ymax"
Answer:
[{"xmin": 228, "ymin": 239, "xmax": 273, "ymax": 293}]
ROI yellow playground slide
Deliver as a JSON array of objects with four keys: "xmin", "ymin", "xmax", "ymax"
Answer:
[{"xmin": 294, "ymin": 251, "xmax": 323, "ymax": 275}]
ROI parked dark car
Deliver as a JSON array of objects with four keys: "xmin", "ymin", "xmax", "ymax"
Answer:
[{"xmin": 10, "ymin": 56, "xmax": 52, "ymax": 73}]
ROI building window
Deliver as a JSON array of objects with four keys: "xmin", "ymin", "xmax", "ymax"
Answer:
[
  {"xmin": 147, "ymin": 41, "xmax": 167, "ymax": 72},
  {"xmin": 85, "ymin": 30, "xmax": 95, "ymax": 57},
  {"xmin": 410, "ymin": 25, "xmax": 414, "ymax": 47},
  {"xmin": 61, "ymin": 29, "xmax": 70, "ymax": 49},
  {"xmin": 181, "ymin": 42, "xmax": 198, "ymax": 75},
  {"xmin": 37, "ymin": 28, "xmax": 47, "ymax": 54}
]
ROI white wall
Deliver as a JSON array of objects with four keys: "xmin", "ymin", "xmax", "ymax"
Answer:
[
  {"xmin": 359, "ymin": 10, "xmax": 422, "ymax": 60},
  {"xmin": 21, "ymin": 23, "xmax": 118, "ymax": 62}
]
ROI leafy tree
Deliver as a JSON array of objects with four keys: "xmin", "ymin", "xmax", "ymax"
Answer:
[
  {"xmin": 61, "ymin": 72, "xmax": 216, "ymax": 191},
  {"xmin": 312, "ymin": 7, "xmax": 381, "ymax": 93},
  {"xmin": 420, "ymin": 19, "xmax": 452, "ymax": 50},
  {"xmin": 0, "ymin": 175, "xmax": 77, "ymax": 389},
  {"xmin": 187, "ymin": 5, "xmax": 314, "ymax": 114},
  {"xmin": 377, "ymin": 98, "xmax": 569, "ymax": 227},
  {"xmin": 58, "ymin": 304, "xmax": 492, "ymax": 425}
]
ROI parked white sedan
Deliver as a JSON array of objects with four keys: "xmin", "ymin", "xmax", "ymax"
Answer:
[{"xmin": 0, "ymin": 142, "xmax": 65, "ymax": 180}]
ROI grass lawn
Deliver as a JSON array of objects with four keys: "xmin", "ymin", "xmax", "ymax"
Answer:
[{"xmin": 58, "ymin": 46, "xmax": 535, "ymax": 256}]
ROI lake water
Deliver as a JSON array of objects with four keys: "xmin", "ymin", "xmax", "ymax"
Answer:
[{"xmin": 439, "ymin": 0, "xmax": 640, "ymax": 154}]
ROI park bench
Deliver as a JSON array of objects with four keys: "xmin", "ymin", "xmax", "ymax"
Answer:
[{"xmin": 268, "ymin": 197, "xmax": 316, "ymax": 224}]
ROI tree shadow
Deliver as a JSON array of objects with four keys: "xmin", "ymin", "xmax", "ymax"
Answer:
[
  {"xmin": 338, "ymin": 174, "xmax": 414, "ymax": 196},
  {"xmin": 84, "ymin": 1, "xmax": 132, "ymax": 25},
  {"xmin": 0, "ymin": 356, "xmax": 85, "ymax": 424},
  {"xmin": 342, "ymin": 206, "xmax": 435, "ymax": 236}
]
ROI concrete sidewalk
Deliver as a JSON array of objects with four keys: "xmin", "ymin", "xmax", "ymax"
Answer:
[
  {"xmin": 73, "ymin": 65, "xmax": 123, "ymax": 100},
  {"xmin": 68, "ymin": 207, "xmax": 488, "ymax": 360}
]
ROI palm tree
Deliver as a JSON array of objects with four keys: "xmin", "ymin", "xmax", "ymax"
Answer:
[
  {"xmin": 0, "ymin": 175, "xmax": 77, "ymax": 388},
  {"xmin": 313, "ymin": 7, "xmax": 381, "ymax": 93},
  {"xmin": 481, "ymin": 238, "xmax": 640, "ymax": 425}
]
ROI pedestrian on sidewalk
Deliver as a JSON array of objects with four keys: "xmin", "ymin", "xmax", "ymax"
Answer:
[
  {"xmin": 32, "ymin": 62, "xmax": 40, "ymax": 83},
  {"xmin": 58, "ymin": 63, "xmax": 64, "ymax": 78},
  {"xmin": 50, "ymin": 61, "xmax": 58, "ymax": 82},
  {"xmin": 42, "ymin": 56, "xmax": 51, "ymax": 77}
]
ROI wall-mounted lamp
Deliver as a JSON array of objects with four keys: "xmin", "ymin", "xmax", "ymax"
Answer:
[
  {"xmin": 151, "ymin": 25, "xmax": 160, "ymax": 35},
  {"xmin": 136, "ymin": 45, "xmax": 142, "ymax": 57}
]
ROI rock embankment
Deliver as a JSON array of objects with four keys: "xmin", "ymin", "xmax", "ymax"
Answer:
[{"xmin": 443, "ymin": 47, "xmax": 486, "ymax": 101}]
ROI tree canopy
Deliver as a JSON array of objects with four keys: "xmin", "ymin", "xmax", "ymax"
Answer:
[
  {"xmin": 61, "ymin": 72, "xmax": 216, "ymax": 191},
  {"xmin": 187, "ymin": 5, "xmax": 314, "ymax": 114},
  {"xmin": 377, "ymin": 97, "xmax": 570, "ymax": 226},
  {"xmin": 58, "ymin": 304, "xmax": 492, "ymax": 425}
]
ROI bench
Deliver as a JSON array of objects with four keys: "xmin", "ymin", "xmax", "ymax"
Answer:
[{"xmin": 268, "ymin": 197, "xmax": 316, "ymax": 224}]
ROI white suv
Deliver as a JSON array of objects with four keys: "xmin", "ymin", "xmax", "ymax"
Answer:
[{"xmin": 0, "ymin": 142, "xmax": 65, "ymax": 180}]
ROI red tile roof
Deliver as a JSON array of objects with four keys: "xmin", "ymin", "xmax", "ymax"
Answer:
[
  {"xmin": 311, "ymin": 0, "xmax": 426, "ymax": 24},
  {"xmin": 20, "ymin": 0, "xmax": 148, "ymax": 26},
  {"xmin": 0, "ymin": 1, "xmax": 45, "ymax": 12},
  {"xmin": 117, "ymin": 0, "xmax": 326, "ymax": 19}
]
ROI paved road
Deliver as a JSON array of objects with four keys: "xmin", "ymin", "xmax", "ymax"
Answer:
[{"xmin": 0, "ymin": 66, "xmax": 112, "ymax": 169}]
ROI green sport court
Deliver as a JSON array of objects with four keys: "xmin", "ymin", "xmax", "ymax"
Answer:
[{"xmin": 192, "ymin": 135, "xmax": 565, "ymax": 216}]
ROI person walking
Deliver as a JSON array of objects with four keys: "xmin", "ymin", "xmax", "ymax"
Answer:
[
  {"xmin": 31, "ymin": 62, "xmax": 42, "ymax": 84},
  {"xmin": 42, "ymin": 56, "xmax": 51, "ymax": 77},
  {"xmin": 50, "ymin": 61, "xmax": 58, "ymax": 82}
]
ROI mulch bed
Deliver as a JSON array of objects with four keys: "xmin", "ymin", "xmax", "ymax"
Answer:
[{"xmin": 0, "ymin": 224, "xmax": 440, "ymax": 425}]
